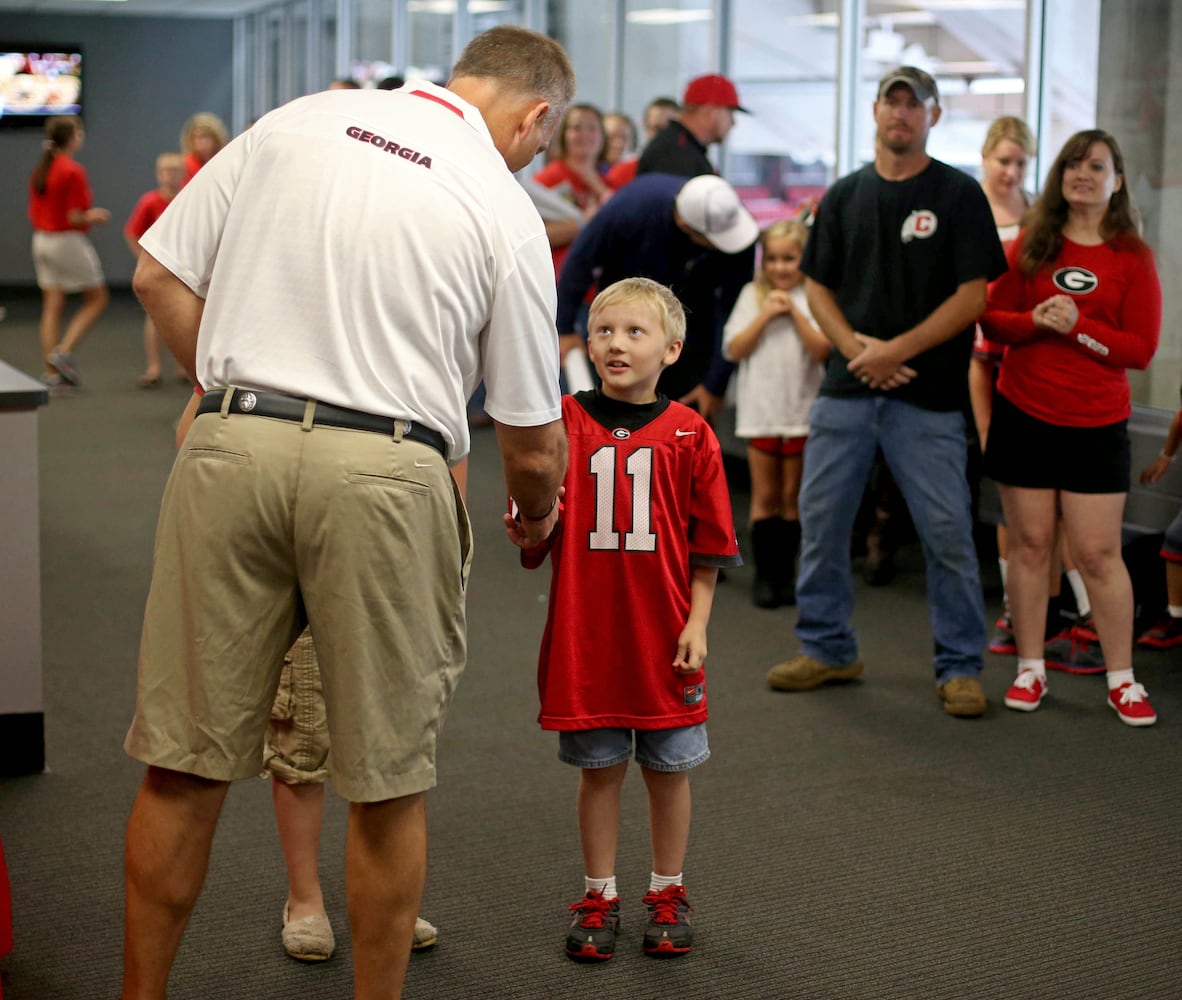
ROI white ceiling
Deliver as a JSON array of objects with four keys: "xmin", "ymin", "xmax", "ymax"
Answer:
[{"xmin": 0, "ymin": 0, "xmax": 275, "ymax": 16}]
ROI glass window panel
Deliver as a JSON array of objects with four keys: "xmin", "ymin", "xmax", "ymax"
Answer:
[
  {"xmin": 620, "ymin": 0, "xmax": 714, "ymax": 134},
  {"xmin": 471, "ymin": 0, "xmax": 524, "ymax": 33},
  {"xmin": 1081, "ymin": 0, "xmax": 1180, "ymax": 409},
  {"xmin": 408, "ymin": 2, "xmax": 454, "ymax": 82},
  {"xmin": 549, "ymin": 2, "xmax": 613, "ymax": 108},
  {"xmin": 289, "ymin": 1, "xmax": 310, "ymax": 96},
  {"xmin": 355, "ymin": 0, "xmax": 395, "ymax": 80},
  {"xmin": 856, "ymin": 1, "xmax": 1028, "ymax": 177},
  {"xmin": 726, "ymin": 0, "xmax": 840, "ymax": 226}
]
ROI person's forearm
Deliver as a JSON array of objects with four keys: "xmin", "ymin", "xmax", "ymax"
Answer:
[
  {"xmin": 968, "ymin": 358, "xmax": 994, "ymax": 444},
  {"xmin": 723, "ymin": 314, "xmax": 772, "ymax": 361},
  {"xmin": 805, "ymin": 279, "xmax": 860, "ymax": 358},
  {"xmin": 891, "ymin": 278, "xmax": 987, "ymax": 363},
  {"xmin": 132, "ymin": 251, "xmax": 204, "ymax": 379},
  {"xmin": 495, "ymin": 419, "xmax": 568, "ymax": 519},
  {"xmin": 686, "ymin": 565, "xmax": 719, "ymax": 628}
]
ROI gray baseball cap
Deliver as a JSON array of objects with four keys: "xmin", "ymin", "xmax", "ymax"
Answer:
[{"xmin": 877, "ymin": 66, "xmax": 940, "ymax": 105}]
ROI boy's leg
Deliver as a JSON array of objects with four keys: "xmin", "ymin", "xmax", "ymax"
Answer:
[
  {"xmin": 578, "ymin": 762, "xmax": 628, "ymax": 877},
  {"xmin": 347, "ymin": 793, "xmax": 426, "ymax": 1000},
  {"xmin": 265, "ymin": 629, "xmax": 331, "ymax": 925},
  {"xmin": 641, "ymin": 767, "xmax": 691, "ymax": 877},
  {"xmin": 141, "ymin": 316, "xmax": 162, "ymax": 383},
  {"xmin": 121, "ymin": 767, "xmax": 230, "ymax": 1000},
  {"xmin": 273, "ymin": 780, "xmax": 327, "ymax": 921}
]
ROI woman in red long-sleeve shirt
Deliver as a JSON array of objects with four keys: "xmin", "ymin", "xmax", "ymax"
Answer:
[
  {"xmin": 981, "ymin": 129, "xmax": 1162, "ymax": 727},
  {"xmin": 28, "ymin": 115, "xmax": 110, "ymax": 391}
]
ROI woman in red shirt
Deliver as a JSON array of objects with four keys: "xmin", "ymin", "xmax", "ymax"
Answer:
[
  {"xmin": 533, "ymin": 103, "xmax": 615, "ymax": 279},
  {"xmin": 28, "ymin": 115, "xmax": 110, "ymax": 391},
  {"xmin": 982, "ymin": 129, "xmax": 1162, "ymax": 726}
]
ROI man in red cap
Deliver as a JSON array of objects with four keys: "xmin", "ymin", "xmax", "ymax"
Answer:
[{"xmin": 637, "ymin": 73, "xmax": 747, "ymax": 178}]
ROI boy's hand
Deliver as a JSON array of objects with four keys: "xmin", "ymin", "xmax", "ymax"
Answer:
[{"xmin": 673, "ymin": 621, "xmax": 708, "ymax": 674}]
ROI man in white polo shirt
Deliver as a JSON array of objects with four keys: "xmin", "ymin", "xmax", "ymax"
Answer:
[{"xmin": 120, "ymin": 26, "xmax": 573, "ymax": 1000}]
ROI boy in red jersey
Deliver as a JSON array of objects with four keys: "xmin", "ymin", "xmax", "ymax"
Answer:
[
  {"xmin": 508, "ymin": 277, "xmax": 742, "ymax": 962},
  {"xmin": 124, "ymin": 152, "xmax": 184, "ymax": 386}
]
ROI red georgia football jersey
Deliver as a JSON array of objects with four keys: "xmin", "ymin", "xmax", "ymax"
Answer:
[{"xmin": 533, "ymin": 393, "xmax": 741, "ymax": 731}]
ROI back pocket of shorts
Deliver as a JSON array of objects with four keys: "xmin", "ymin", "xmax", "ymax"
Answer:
[{"xmin": 346, "ymin": 472, "xmax": 430, "ymax": 495}]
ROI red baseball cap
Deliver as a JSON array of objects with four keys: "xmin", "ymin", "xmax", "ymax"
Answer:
[{"xmin": 682, "ymin": 74, "xmax": 749, "ymax": 113}]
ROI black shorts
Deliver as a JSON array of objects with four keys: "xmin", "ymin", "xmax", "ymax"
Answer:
[{"xmin": 984, "ymin": 392, "xmax": 1131, "ymax": 494}]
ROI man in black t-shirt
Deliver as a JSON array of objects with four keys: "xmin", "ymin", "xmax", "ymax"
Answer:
[{"xmin": 766, "ymin": 66, "xmax": 1007, "ymax": 717}]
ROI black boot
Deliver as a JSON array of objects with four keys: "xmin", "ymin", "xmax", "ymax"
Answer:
[
  {"xmin": 778, "ymin": 519, "xmax": 801, "ymax": 606},
  {"xmin": 750, "ymin": 518, "xmax": 782, "ymax": 608}
]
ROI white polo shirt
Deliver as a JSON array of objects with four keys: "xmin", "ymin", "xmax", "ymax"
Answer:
[{"xmin": 140, "ymin": 80, "xmax": 561, "ymax": 462}]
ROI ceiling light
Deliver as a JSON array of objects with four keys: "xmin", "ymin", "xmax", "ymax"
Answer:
[{"xmin": 626, "ymin": 9, "xmax": 714, "ymax": 25}]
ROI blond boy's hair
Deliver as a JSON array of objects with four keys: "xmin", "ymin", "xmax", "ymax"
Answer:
[
  {"xmin": 156, "ymin": 152, "xmax": 185, "ymax": 173},
  {"xmin": 588, "ymin": 277, "xmax": 686, "ymax": 344}
]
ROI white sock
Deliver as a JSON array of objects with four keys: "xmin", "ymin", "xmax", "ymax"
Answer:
[
  {"xmin": 1107, "ymin": 668, "xmax": 1134, "ymax": 691},
  {"xmin": 998, "ymin": 558, "xmax": 1009, "ymax": 611},
  {"xmin": 1017, "ymin": 657, "xmax": 1046, "ymax": 680},
  {"xmin": 1168, "ymin": 605, "xmax": 1182, "ymax": 618},
  {"xmin": 1066, "ymin": 569, "xmax": 1090, "ymax": 618},
  {"xmin": 585, "ymin": 875, "xmax": 617, "ymax": 900},
  {"xmin": 649, "ymin": 871, "xmax": 682, "ymax": 892}
]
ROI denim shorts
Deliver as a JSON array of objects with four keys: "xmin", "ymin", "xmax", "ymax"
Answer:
[{"xmin": 558, "ymin": 724, "xmax": 710, "ymax": 773}]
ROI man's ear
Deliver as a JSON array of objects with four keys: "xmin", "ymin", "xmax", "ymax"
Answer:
[
  {"xmin": 928, "ymin": 103, "xmax": 943, "ymax": 128},
  {"xmin": 518, "ymin": 100, "xmax": 551, "ymax": 140}
]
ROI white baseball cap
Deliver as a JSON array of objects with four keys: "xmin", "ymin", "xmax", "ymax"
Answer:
[{"xmin": 674, "ymin": 175, "xmax": 759, "ymax": 254}]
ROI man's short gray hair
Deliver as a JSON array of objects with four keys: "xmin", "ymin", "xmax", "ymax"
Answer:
[{"xmin": 451, "ymin": 26, "xmax": 576, "ymax": 129}]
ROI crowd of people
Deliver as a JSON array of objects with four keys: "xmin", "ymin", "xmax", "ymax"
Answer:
[{"xmin": 22, "ymin": 24, "xmax": 1177, "ymax": 999}]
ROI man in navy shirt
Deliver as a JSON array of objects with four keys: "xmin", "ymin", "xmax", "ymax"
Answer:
[{"xmin": 557, "ymin": 173, "xmax": 757, "ymax": 421}]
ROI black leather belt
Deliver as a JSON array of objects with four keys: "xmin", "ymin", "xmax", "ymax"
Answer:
[{"xmin": 197, "ymin": 388, "xmax": 447, "ymax": 458}]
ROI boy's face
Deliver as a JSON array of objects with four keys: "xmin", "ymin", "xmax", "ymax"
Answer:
[
  {"xmin": 156, "ymin": 158, "xmax": 184, "ymax": 192},
  {"xmin": 587, "ymin": 300, "xmax": 682, "ymax": 404}
]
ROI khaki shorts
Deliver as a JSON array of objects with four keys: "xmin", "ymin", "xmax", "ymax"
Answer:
[
  {"xmin": 31, "ymin": 230, "xmax": 105, "ymax": 292},
  {"xmin": 264, "ymin": 628, "xmax": 329, "ymax": 785},
  {"xmin": 124, "ymin": 408, "xmax": 473, "ymax": 802}
]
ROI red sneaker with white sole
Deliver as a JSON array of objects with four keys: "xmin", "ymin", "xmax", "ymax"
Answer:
[{"xmin": 1108, "ymin": 682, "xmax": 1157, "ymax": 727}]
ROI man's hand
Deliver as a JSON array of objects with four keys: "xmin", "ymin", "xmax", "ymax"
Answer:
[
  {"xmin": 848, "ymin": 334, "xmax": 918, "ymax": 390},
  {"xmin": 678, "ymin": 384, "xmax": 725, "ymax": 423},
  {"xmin": 504, "ymin": 487, "xmax": 565, "ymax": 550}
]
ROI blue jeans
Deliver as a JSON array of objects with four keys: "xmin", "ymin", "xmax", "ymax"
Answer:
[{"xmin": 794, "ymin": 395, "xmax": 986, "ymax": 682}]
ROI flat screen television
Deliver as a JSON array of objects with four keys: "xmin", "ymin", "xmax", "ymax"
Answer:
[{"xmin": 0, "ymin": 46, "xmax": 83, "ymax": 128}]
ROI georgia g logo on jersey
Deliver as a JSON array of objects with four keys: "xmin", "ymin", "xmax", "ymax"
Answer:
[
  {"xmin": 1053, "ymin": 266, "xmax": 1099, "ymax": 295},
  {"xmin": 901, "ymin": 210, "xmax": 938, "ymax": 243}
]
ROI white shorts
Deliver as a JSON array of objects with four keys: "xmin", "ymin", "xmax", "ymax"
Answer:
[{"xmin": 32, "ymin": 230, "xmax": 105, "ymax": 292}]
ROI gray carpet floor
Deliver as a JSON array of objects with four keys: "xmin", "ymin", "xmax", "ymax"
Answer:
[{"xmin": 0, "ymin": 290, "xmax": 1179, "ymax": 999}]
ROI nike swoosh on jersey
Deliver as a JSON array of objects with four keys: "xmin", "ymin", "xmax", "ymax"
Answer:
[{"xmin": 674, "ymin": 429, "xmax": 696, "ymax": 437}]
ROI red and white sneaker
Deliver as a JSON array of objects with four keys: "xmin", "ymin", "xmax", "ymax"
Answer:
[
  {"xmin": 1108, "ymin": 682, "xmax": 1157, "ymax": 727},
  {"xmin": 1004, "ymin": 670, "xmax": 1046, "ymax": 712}
]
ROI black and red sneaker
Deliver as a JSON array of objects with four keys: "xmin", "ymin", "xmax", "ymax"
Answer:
[
  {"xmin": 565, "ymin": 890, "xmax": 619, "ymax": 962},
  {"xmin": 1137, "ymin": 616, "xmax": 1182, "ymax": 649},
  {"xmin": 642, "ymin": 885, "xmax": 694, "ymax": 957},
  {"xmin": 988, "ymin": 612, "xmax": 1016, "ymax": 655},
  {"xmin": 1044, "ymin": 625, "xmax": 1106, "ymax": 675}
]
